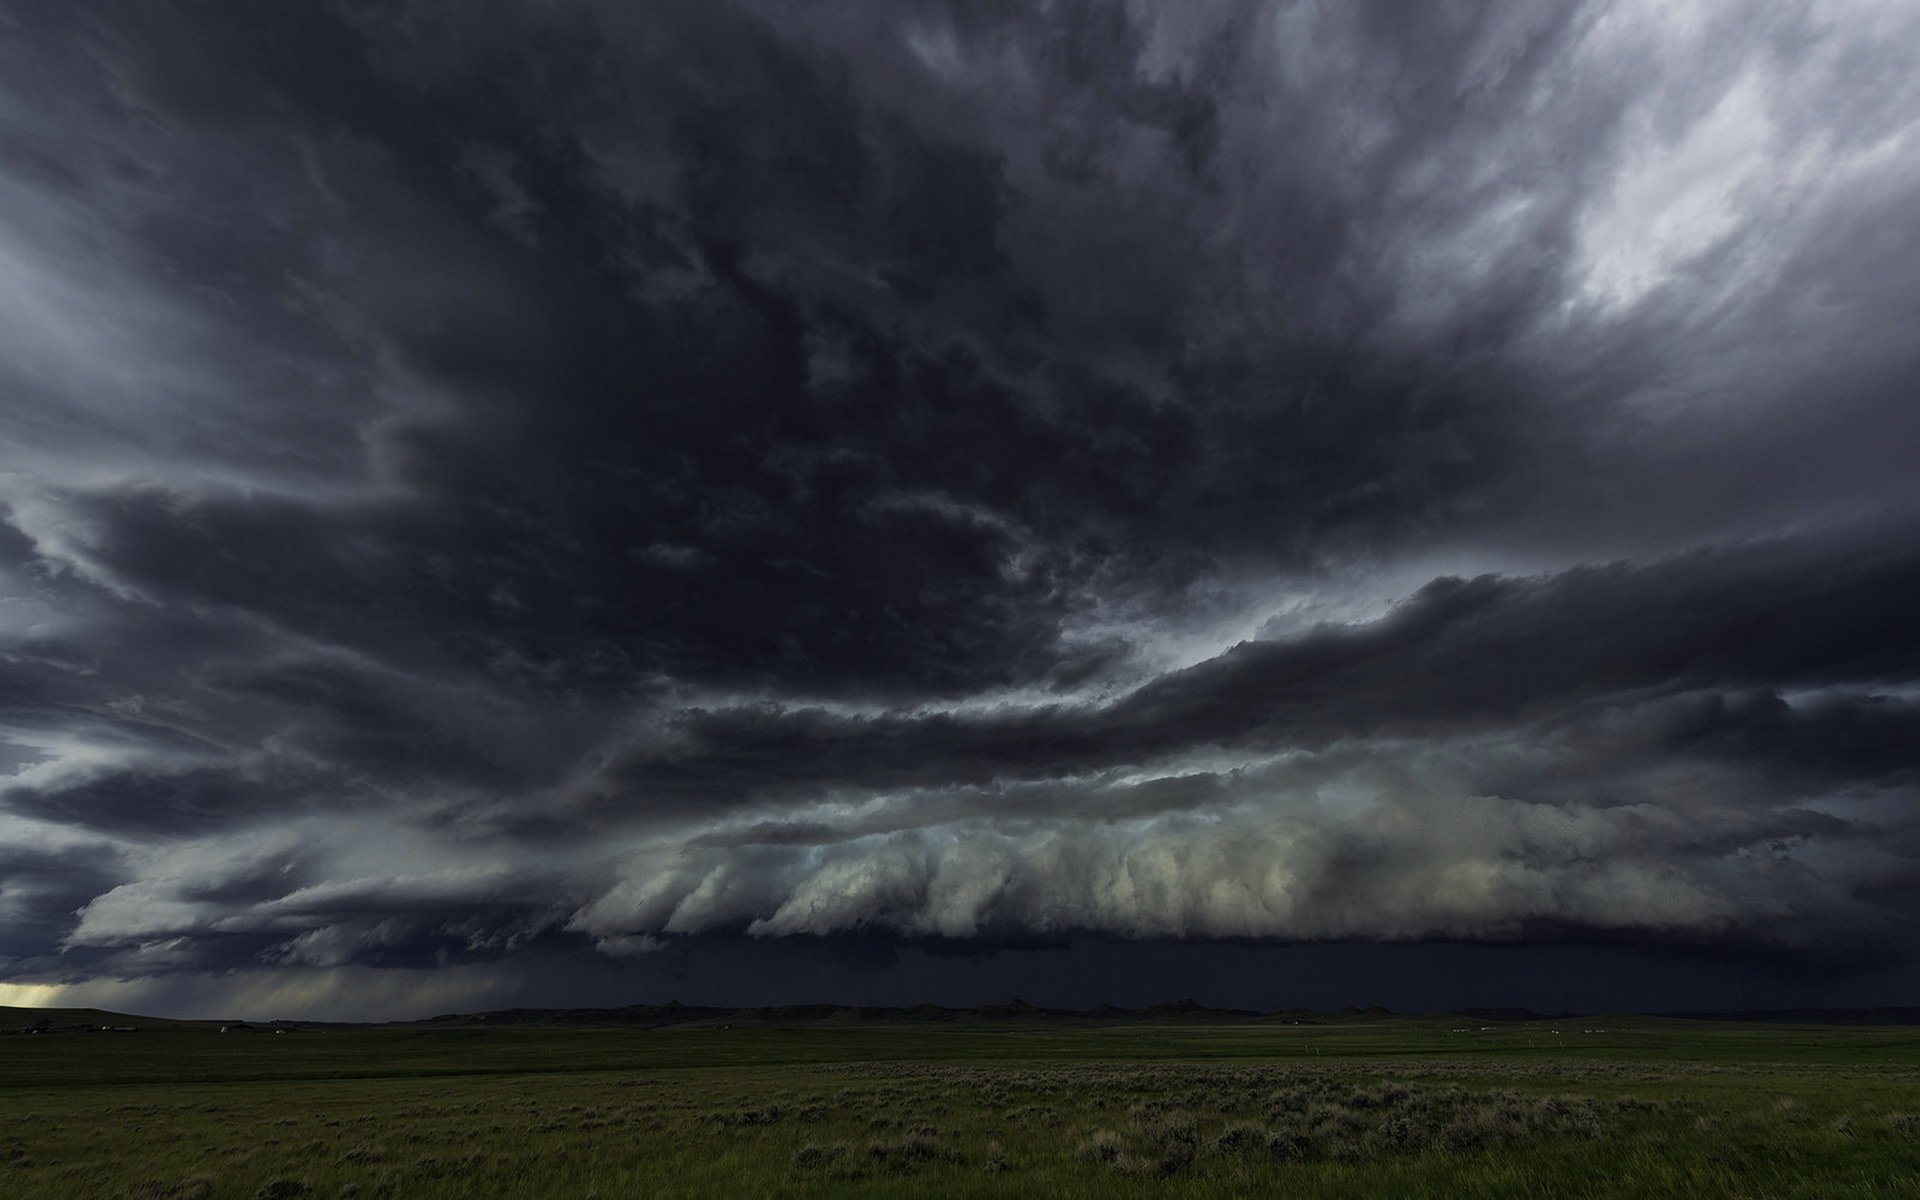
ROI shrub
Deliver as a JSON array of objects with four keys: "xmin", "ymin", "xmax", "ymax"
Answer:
[
  {"xmin": 1213, "ymin": 1122, "xmax": 1268, "ymax": 1155},
  {"xmin": 1376, "ymin": 1114, "xmax": 1431, "ymax": 1153},
  {"xmin": 1265, "ymin": 1129, "xmax": 1317, "ymax": 1162},
  {"xmin": 866, "ymin": 1132, "xmax": 958, "ymax": 1170},
  {"xmin": 791, "ymin": 1142, "xmax": 837, "ymax": 1169},
  {"xmin": 982, "ymin": 1140, "xmax": 1011, "ymax": 1173},
  {"xmin": 1077, "ymin": 1130, "xmax": 1125, "ymax": 1164}
]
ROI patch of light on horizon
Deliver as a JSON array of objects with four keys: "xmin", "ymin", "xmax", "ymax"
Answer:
[
  {"xmin": 0, "ymin": 981, "xmax": 77, "ymax": 1009},
  {"xmin": 1, "ymin": 966, "xmax": 533, "ymax": 1024}
]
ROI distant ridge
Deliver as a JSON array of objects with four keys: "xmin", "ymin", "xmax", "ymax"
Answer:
[
  {"xmin": 11, "ymin": 1001, "xmax": 1920, "ymax": 1030},
  {"xmin": 0, "ymin": 1005, "xmax": 332, "ymax": 1033},
  {"xmin": 406, "ymin": 1001, "xmax": 1920, "ymax": 1029},
  {"xmin": 1455, "ymin": 1008, "xmax": 1575, "ymax": 1022},
  {"xmin": 407, "ymin": 998, "xmax": 1273, "ymax": 1028},
  {"xmin": 1659, "ymin": 1007, "xmax": 1920, "ymax": 1025}
]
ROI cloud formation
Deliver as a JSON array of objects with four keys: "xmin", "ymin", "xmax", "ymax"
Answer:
[{"xmin": 1, "ymin": 0, "xmax": 1917, "ymax": 1015}]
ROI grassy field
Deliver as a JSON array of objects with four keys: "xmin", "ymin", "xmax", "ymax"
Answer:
[{"xmin": 4, "ymin": 1007, "xmax": 1919, "ymax": 1198}]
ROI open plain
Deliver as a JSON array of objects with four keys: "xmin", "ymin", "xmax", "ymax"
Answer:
[{"xmin": 4, "ymin": 1006, "xmax": 1918, "ymax": 1198}]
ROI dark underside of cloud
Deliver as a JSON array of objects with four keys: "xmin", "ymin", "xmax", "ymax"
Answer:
[{"xmin": 1, "ymin": 0, "xmax": 1917, "ymax": 1018}]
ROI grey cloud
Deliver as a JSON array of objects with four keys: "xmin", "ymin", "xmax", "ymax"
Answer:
[
  {"xmin": 562, "ymin": 531, "xmax": 1920, "ymax": 820},
  {"xmin": 0, "ymin": 840, "xmax": 123, "ymax": 970},
  {"xmin": 61, "ymin": 854, "xmax": 578, "ymax": 978},
  {"xmin": 0, "ymin": 1, "xmax": 1917, "ymax": 1011},
  {"xmin": 4, "ymin": 761, "xmax": 328, "ymax": 838}
]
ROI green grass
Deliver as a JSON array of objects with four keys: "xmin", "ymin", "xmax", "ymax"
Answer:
[{"xmin": 3, "ymin": 1010, "xmax": 1918, "ymax": 1197}]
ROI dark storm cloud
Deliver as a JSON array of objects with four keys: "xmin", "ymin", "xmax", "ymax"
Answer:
[
  {"xmin": 3, "ymin": 762, "xmax": 327, "ymax": 838},
  {"xmin": 3, "ymin": 0, "xmax": 1548, "ymax": 700},
  {"xmin": 1, "ymin": 0, "xmax": 1917, "ymax": 1013},
  {"xmin": 561, "ymin": 530, "xmax": 1920, "ymax": 813},
  {"xmin": 0, "ymin": 840, "xmax": 121, "ymax": 972}
]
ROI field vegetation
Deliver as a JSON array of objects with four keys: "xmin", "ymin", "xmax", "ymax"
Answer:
[{"xmin": 4, "ymin": 1006, "xmax": 1918, "ymax": 1197}]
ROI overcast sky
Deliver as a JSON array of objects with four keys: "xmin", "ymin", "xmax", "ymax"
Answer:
[{"xmin": 2, "ymin": 0, "xmax": 1918, "ymax": 1021}]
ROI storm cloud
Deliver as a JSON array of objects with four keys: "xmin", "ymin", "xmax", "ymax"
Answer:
[{"xmin": 2, "ymin": 0, "xmax": 1918, "ymax": 1017}]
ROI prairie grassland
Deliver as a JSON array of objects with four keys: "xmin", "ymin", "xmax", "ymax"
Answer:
[{"xmin": 3, "ymin": 1015, "xmax": 1919, "ymax": 1197}]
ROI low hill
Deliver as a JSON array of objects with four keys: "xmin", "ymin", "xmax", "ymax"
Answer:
[{"xmin": 0, "ymin": 1005, "xmax": 208, "ymax": 1033}]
